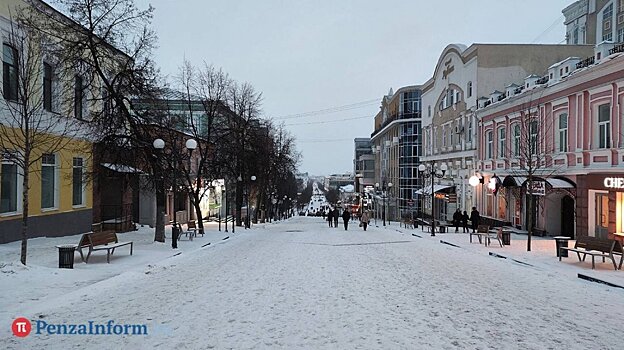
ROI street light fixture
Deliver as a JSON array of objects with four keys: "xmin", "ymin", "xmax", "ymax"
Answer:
[
  {"xmin": 153, "ymin": 137, "xmax": 197, "ymax": 248},
  {"xmin": 387, "ymin": 182, "xmax": 393, "ymax": 226},
  {"xmin": 418, "ymin": 162, "xmax": 448, "ymax": 236}
]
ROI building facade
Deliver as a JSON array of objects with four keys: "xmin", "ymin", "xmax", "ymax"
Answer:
[
  {"xmin": 371, "ymin": 86, "xmax": 423, "ymax": 221},
  {"xmin": 420, "ymin": 43, "xmax": 594, "ymax": 222},
  {"xmin": 475, "ymin": 44, "xmax": 624, "ymax": 240}
]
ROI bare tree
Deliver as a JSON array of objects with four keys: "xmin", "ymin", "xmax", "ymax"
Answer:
[
  {"xmin": 0, "ymin": 20, "xmax": 83, "ymax": 265},
  {"xmin": 21, "ymin": 0, "xmax": 167, "ymax": 241},
  {"xmin": 504, "ymin": 90, "xmax": 557, "ymax": 251}
]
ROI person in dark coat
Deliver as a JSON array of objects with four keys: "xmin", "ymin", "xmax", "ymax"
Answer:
[
  {"xmin": 470, "ymin": 207, "xmax": 481, "ymax": 233},
  {"xmin": 341, "ymin": 209, "xmax": 352, "ymax": 230},
  {"xmin": 461, "ymin": 211, "xmax": 469, "ymax": 233},
  {"xmin": 453, "ymin": 209, "xmax": 462, "ymax": 232},
  {"xmin": 327, "ymin": 208, "xmax": 333, "ymax": 227},
  {"xmin": 333, "ymin": 208, "xmax": 340, "ymax": 228}
]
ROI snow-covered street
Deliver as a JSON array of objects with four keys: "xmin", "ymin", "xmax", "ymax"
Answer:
[{"xmin": 3, "ymin": 217, "xmax": 624, "ymax": 349}]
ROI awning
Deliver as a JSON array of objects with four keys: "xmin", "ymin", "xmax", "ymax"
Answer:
[
  {"xmin": 414, "ymin": 184, "xmax": 454, "ymax": 195},
  {"xmin": 546, "ymin": 178, "xmax": 575, "ymax": 189},
  {"xmin": 101, "ymin": 163, "xmax": 144, "ymax": 174},
  {"xmin": 502, "ymin": 176, "xmax": 527, "ymax": 187}
]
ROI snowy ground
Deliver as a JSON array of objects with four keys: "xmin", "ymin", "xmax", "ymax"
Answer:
[
  {"xmin": 304, "ymin": 182, "xmax": 330, "ymax": 214},
  {"xmin": 2, "ymin": 217, "xmax": 623, "ymax": 349}
]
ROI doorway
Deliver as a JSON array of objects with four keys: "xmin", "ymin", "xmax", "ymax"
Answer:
[
  {"xmin": 595, "ymin": 193, "xmax": 609, "ymax": 239},
  {"xmin": 561, "ymin": 196, "xmax": 574, "ymax": 238}
]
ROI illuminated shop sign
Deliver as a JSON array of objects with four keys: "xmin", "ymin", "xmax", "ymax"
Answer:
[{"xmin": 604, "ymin": 177, "xmax": 624, "ymax": 189}]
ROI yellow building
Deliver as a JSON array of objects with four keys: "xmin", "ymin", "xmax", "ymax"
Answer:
[{"xmin": 0, "ymin": 0, "xmax": 95, "ymax": 243}]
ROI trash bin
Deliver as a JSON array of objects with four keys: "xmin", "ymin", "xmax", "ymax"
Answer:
[
  {"xmin": 56, "ymin": 244, "xmax": 77, "ymax": 269},
  {"xmin": 501, "ymin": 230, "xmax": 511, "ymax": 245},
  {"xmin": 553, "ymin": 236, "xmax": 570, "ymax": 257}
]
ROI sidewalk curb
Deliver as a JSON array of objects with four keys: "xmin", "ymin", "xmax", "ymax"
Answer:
[
  {"xmin": 440, "ymin": 240, "xmax": 460, "ymax": 248},
  {"xmin": 578, "ymin": 274, "xmax": 624, "ymax": 289}
]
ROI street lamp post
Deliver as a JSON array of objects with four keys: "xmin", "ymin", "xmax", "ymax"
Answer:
[
  {"xmin": 153, "ymin": 137, "xmax": 197, "ymax": 249},
  {"xmin": 247, "ymin": 175, "xmax": 256, "ymax": 228},
  {"xmin": 386, "ymin": 182, "xmax": 393, "ymax": 226},
  {"xmin": 418, "ymin": 162, "xmax": 448, "ymax": 237}
]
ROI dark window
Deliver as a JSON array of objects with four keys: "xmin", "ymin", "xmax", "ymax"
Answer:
[
  {"xmin": 43, "ymin": 62, "xmax": 52, "ymax": 111},
  {"xmin": 74, "ymin": 75, "xmax": 83, "ymax": 119},
  {"xmin": 3, "ymin": 44, "xmax": 18, "ymax": 101}
]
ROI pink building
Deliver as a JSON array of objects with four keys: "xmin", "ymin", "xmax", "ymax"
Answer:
[{"xmin": 474, "ymin": 42, "xmax": 624, "ymax": 240}]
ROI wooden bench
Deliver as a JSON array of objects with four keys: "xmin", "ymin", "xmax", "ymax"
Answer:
[
  {"xmin": 77, "ymin": 230, "xmax": 133, "ymax": 263},
  {"xmin": 470, "ymin": 225, "xmax": 490, "ymax": 244},
  {"xmin": 185, "ymin": 221, "xmax": 203, "ymax": 238},
  {"xmin": 559, "ymin": 236, "xmax": 624, "ymax": 270}
]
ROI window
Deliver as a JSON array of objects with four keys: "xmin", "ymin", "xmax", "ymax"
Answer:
[
  {"xmin": 618, "ymin": 27, "xmax": 624, "ymax": 42},
  {"xmin": 442, "ymin": 127, "xmax": 447, "ymax": 147},
  {"xmin": 428, "ymin": 105, "xmax": 431, "ymax": 117},
  {"xmin": 557, "ymin": 113, "xmax": 568, "ymax": 152},
  {"xmin": 598, "ymin": 104, "xmax": 611, "ymax": 149},
  {"xmin": 513, "ymin": 124, "xmax": 521, "ymax": 157},
  {"xmin": 467, "ymin": 81, "xmax": 472, "ymax": 98},
  {"xmin": 529, "ymin": 120, "xmax": 538, "ymax": 153},
  {"xmin": 43, "ymin": 62, "xmax": 53, "ymax": 111},
  {"xmin": 604, "ymin": 3, "xmax": 614, "ymax": 21},
  {"xmin": 72, "ymin": 157, "xmax": 84, "ymax": 206},
  {"xmin": 573, "ymin": 27, "xmax": 579, "ymax": 44},
  {"xmin": 487, "ymin": 130, "xmax": 493, "ymax": 159},
  {"xmin": 603, "ymin": 32, "xmax": 613, "ymax": 42},
  {"xmin": 3, "ymin": 44, "xmax": 18, "ymax": 101},
  {"xmin": 498, "ymin": 128, "xmax": 506, "ymax": 158},
  {"xmin": 41, "ymin": 153, "xmax": 57, "ymax": 209},
  {"xmin": 467, "ymin": 119, "xmax": 473, "ymax": 142},
  {"xmin": 74, "ymin": 75, "xmax": 83, "ymax": 119},
  {"xmin": 1, "ymin": 153, "xmax": 18, "ymax": 213}
]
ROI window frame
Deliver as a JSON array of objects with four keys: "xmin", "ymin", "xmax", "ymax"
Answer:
[
  {"xmin": 486, "ymin": 130, "xmax": 493, "ymax": 159},
  {"xmin": 43, "ymin": 62, "xmax": 53, "ymax": 112},
  {"xmin": 598, "ymin": 104, "xmax": 611, "ymax": 149},
  {"xmin": 498, "ymin": 127, "xmax": 506, "ymax": 158},
  {"xmin": 72, "ymin": 157, "xmax": 86, "ymax": 207},
  {"xmin": 513, "ymin": 124, "xmax": 521, "ymax": 157},
  {"xmin": 41, "ymin": 153, "xmax": 58, "ymax": 210},
  {"xmin": 3, "ymin": 43, "xmax": 19, "ymax": 101},
  {"xmin": 557, "ymin": 113, "xmax": 568, "ymax": 152},
  {"xmin": 0, "ymin": 153, "xmax": 20, "ymax": 215}
]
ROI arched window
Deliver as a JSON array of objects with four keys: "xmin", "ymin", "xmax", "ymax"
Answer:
[{"xmin": 513, "ymin": 124, "xmax": 521, "ymax": 157}]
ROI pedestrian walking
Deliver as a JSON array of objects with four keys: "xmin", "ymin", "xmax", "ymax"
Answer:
[
  {"xmin": 342, "ymin": 209, "xmax": 351, "ymax": 230},
  {"xmin": 327, "ymin": 208, "xmax": 334, "ymax": 227},
  {"xmin": 453, "ymin": 209, "xmax": 462, "ymax": 232},
  {"xmin": 462, "ymin": 210, "xmax": 469, "ymax": 233},
  {"xmin": 360, "ymin": 210, "xmax": 370, "ymax": 231},
  {"xmin": 470, "ymin": 207, "xmax": 481, "ymax": 233},
  {"xmin": 333, "ymin": 208, "xmax": 339, "ymax": 228}
]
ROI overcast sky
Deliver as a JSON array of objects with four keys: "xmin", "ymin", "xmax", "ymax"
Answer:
[{"xmin": 137, "ymin": 0, "xmax": 575, "ymax": 176}]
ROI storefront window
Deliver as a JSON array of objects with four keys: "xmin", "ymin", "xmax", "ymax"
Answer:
[
  {"xmin": 497, "ymin": 190, "xmax": 506, "ymax": 219},
  {"xmin": 617, "ymin": 193, "xmax": 624, "ymax": 233}
]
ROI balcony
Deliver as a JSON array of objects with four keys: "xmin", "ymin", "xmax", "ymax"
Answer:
[
  {"xmin": 536, "ymin": 76, "xmax": 549, "ymax": 85},
  {"xmin": 609, "ymin": 43, "xmax": 624, "ymax": 55},
  {"xmin": 575, "ymin": 56, "xmax": 595, "ymax": 69},
  {"xmin": 371, "ymin": 112, "xmax": 421, "ymax": 137}
]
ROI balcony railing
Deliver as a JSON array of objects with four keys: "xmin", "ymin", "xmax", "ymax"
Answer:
[
  {"xmin": 371, "ymin": 112, "xmax": 422, "ymax": 137},
  {"xmin": 575, "ymin": 56, "xmax": 595, "ymax": 69},
  {"xmin": 536, "ymin": 76, "xmax": 549, "ymax": 85},
  {"xmin": 609, "ymin": 43, "xmax": 624, "ymax": 55}
]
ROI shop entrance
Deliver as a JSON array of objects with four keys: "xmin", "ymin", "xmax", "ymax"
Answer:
[
  {"xmin": 561, "ymin": 196, "xmax": 574, "ymax": 238},
  {"xmin": 595, "ymin": 193, "xmax": 609, "ymax": 239}
]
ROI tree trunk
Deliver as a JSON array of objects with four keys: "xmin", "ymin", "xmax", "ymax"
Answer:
[
  {"xmin": 154, "ymin": 180, "xmax": 165, "ymax": 242},
  {"xmin": 193, "ymin": 199, "xmax": 204, "ymax": 235},
  {"xmin": 236, "ymin": 183, "xmax": 243, "ymax": 226},
  {"xmin": 526, "ymin": 192, "xmax": 533, "ymax": 252},
  {"xmin": 20, "ymin": 165, "xmax": 29, "ymax": 265}
]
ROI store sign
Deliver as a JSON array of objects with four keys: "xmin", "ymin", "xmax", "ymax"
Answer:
[
  {"xmin": 528, "ymin": 181, "xmax": 545, "ymax": 196},
  {"xmin": 604, "ymin": 177, "xmax": 624, "ymax": 189}
]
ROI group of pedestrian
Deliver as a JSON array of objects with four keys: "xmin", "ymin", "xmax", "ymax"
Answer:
[
  {"xmin": 326, "ymin": 207, "xmax": 372, "ymax": 231},
  {"xmin": 452, "ymin": 207, "xmax": 481, "ymax": 233}
]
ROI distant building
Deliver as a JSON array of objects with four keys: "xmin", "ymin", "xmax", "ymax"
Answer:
[
  {"xmin": 564, "ymin": 0, "xmax": 624, "ymax": 45},
  {"xmin": 353, "ymin": 138, "xmax": 374, "ymax": 192},
  {"xmin": 324, "ymin": 173, "xmax": 353, "ymax": 191}
]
